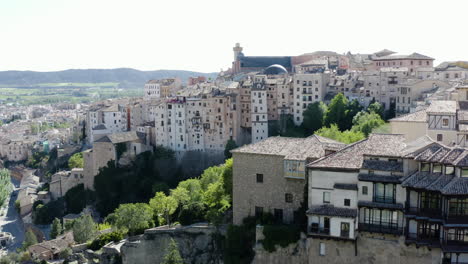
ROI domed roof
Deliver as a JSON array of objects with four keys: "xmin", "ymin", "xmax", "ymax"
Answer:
[{"xmin": 263, "ymin": 64, "xmax": 288, "ymax": 75}]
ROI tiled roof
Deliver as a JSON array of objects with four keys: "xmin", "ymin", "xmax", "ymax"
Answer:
[
  {"xmin": 426, "ymin": 100, "xmax": 457, "ymax": 114},
  {"xmin": 414, "ymin": 145, "xmax": 444, "ymax": 161},
  {"xmin": 358, "ymin": 174, "xmax": 403, "ymax": 183},
  {"xmin": 358, "ymin": 201, "xmax": 404, "ymax": 210},
  {"xmin": 334, "ymin": 183, "xmax": 358, "ymax": 191},
  {"xmin": 94, "ymin": 131, "xmax": 144, "ymax": 144},
  {"xmin": 389, "ymin": 110, "xmax": 427, "ymax": 123},
  {"xmin": 441, "ymin": 177, "xmax": 468, "ymax": 195},
  {"xmin": 307, "ymin": 205, "xmax": 357, "ymax": 218},
  {"xmin": 308, "ymin": 134, "xmax": 406, "ymax": 171},
  {"xmin": 231, "ymin": 135, "xmax": 345, "ymax": 161},
  {"xmin": 373, "ymin": 52, "xmax": 434, "ymax": 61},
  {"xmin": 92, "ymin": 124, "xmax": 107, "ymax": 130},
  {"xmin": 362, "ymin": 160, "xmax": 403, "ymax": 172},
  {"xmin": 401, "ymin": 172, "xmax": 456, "ymax": 192}
]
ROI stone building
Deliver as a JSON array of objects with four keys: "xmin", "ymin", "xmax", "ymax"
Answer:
[
  {"xmin": 231, "ymin": 135, "xmax": 344, "ymax": 225},
  {"xmin": 49, "ymin": 168, "xmax": 84, "ymax": 199},
  {"xmin": 396, "ymin": 80, "xmax": 451, "ymax": 115},
  {"xmin": 304, "ymin": 134, "xmax": 468, "ymax": 264},
  {"xmin": 292, "ymin": 73, "xmax": 330, "ymax": 125}
]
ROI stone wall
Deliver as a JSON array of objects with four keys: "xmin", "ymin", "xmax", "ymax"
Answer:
[
  {"xmin": 252, "ymin": 231, "xmax": 442, "ymax": 264},
  {"xmin": 120, "ymin": 224, "xmax": 222, "ymax": 264}
]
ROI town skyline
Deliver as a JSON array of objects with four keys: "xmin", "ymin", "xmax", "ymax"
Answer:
[{"xmin": 2, "ymin": 0, "xmax": 468, "ymax": 72}]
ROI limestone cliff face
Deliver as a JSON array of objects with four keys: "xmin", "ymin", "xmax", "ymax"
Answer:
[{"xmin": 121, "ymin": 224, "xmax": 223, "ymax": 264}]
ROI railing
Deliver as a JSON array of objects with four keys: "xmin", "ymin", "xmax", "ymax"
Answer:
[
  {"xmin": 309, "ymin": 224, "xmax": 330, "ymax": 235},
  {"xmin": 406, "ymin": 232, "xmax": 440, "ymax": 246},
  {"xmin": 340, "ymin": 230, "xmax": 350, "ymax": 238},
  {"xmin": 406, "ymin": 207, "xmax": 443, "ymax": 218},
  {"xmin": 373, "ymin": 195, "xmax": 395, "ymax": 204},
  {"xmin": 359, "ymin": 223, "xmax": 403, "ymax": 235}
]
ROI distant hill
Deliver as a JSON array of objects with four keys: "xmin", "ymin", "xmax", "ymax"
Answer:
[{"xmin": 0, "ymin": 68, "xmax": 218, "ymax": 88}]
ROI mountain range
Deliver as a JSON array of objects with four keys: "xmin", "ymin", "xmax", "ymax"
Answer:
[{"xmin": 0, "ymin": 68, "xmax": 218, "ymax": 88}]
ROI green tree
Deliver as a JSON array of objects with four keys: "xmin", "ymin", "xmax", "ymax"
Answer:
[
  {"xmin": 22, "ymin": 229, "xmax": 38, "ymax": 249},
  {"xmin": 68, "ymin": 152, "xmax": 84, "ymax": 168},
  {"xmin": 221, "ymin": 158, "xmax": 233, "ymax": 200},
  {"xmin": 72, "ymin": 214, "xmax": 98, "ymax": 243},
  {"xmin": 344, "ymin": 99, "xmax": 364, "ymax": 130},
  {"xmin": 302, "ymin": 102, "xmax": 327, "ymax": 135},
  {"xmin": 352, "ymin": 111, "xmax": 385, "ymax": 137},
  {"xmin": 202, "ymin": 179, "xmax": 230, "ymax": 225},
  {"xmin": 50, "ymin": 218, "xmax": 63, "ymax": 239},
  {"xmin": 367, "ymin": 101, "xmax": 385, "ymax": 119},
  {"xmin": 59, "ymin": 248, "xmax": 72, "ymax": 260},
  {"xmin": 112, "ymin": 203, "xmax": 154, "ymax": 235},
  {"xmin": 0, "ymin": 169, "xmax": 12, "ymax": 207},
  {"xmin": 325, "ymin": 93, "xmax": 349, "ymax": 130},
  {"xmin": 315, "ymin": 124, "xmax": 365, "ymax": 144},
  {"xmin": 149, "ymin": 192, "xmax": 178, "ymax": 226},
  {"xmin": 162, "ymin": 239, "xmax": 184, "ymax": 264},
  {"xmin": 224, "ymin": 139, "xmax": 238, "ymax": 159}
]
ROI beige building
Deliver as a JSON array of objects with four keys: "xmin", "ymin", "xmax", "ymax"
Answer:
[
  {"xmin": 231, "ymin": 135, "xmax": 344, "ymax": 225},
  {"xmin": 82, "ymin": 131, "xmax": 151, "ymax": 190},
  {"xmin": 390, "ymin": 110, "xmax": 427, "ymax": 141},
  {"xmin": 49, "ymin": 168, "xmax": 85, "ymax": 199},
  {"xmin": 292, "ymin": 73, "xmax": 330, "ymax": 125},
  {"xmin": 396, "ymin": 80, "xmax": 451, "ymax": 115}
]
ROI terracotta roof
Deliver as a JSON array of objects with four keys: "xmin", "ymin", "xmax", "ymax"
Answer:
[
  {"xmin": 373, "ymin": 52, "xmax": 434, "ymax": 61},
  {"xmin": 94, "ymin": 131, "xmax": 145, "ymax": 144},
  {"xmin": 307, "ymin": 205, "xmax": 357, "ymax": 218}
]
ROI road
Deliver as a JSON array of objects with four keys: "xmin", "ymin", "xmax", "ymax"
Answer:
[{"xmin": 0, "ymin": 178, "xmax": 24, "ymax": 253}]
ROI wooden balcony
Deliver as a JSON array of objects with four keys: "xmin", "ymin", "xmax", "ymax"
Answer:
[
  {"xmin": 359, "ymin": 223, "xmax": 403, "ymax": 235},
  {"xmin": 405, "ymin": 206, "xmax": 443, "ymax": 219}
]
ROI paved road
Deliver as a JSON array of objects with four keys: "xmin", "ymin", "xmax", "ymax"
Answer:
[{"xmin": 0, "ymin": 178, "xmax": 24, "ymax": 253}]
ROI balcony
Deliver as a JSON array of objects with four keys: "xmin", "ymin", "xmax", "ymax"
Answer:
[
  {"xmin": 442, "ymin": 240, "xmax": 468, "ymax": 253},
  {"xmin": 309, "ymin": 223, "xmax": 330, "ymax": 236},
  {"xmin": 405, "ymin": 207, "xmax": 443, "ymax": 219},
  {"xmin": 373, "ymin": 195, "xmax": 395, "ymax": 204},
  {"xmin": 406, "ymin": 232, "xmax": 440, "ymax": 247},
  {"xmin": 359, "ymin": 223, "xmax": 403, "ymax": 235},
  {"xmin": 445, "ymin": 215, "xmax": 468, "ymax": 224}
]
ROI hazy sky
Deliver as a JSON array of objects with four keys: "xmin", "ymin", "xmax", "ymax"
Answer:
[{"xmin": 1, "ymin": 0, "xmax": 467, "ymax": 73}]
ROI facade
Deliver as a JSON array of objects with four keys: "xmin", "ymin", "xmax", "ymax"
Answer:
[
  {"xmin": 292, "ymin": 73, "xmax": 330, "ymax": 125},
  {"xmin": 303, "ymin": 134, "xmax": 468, "ymax": 263},
  {"xmin": 371, "ymin": 52, "xmax": 434, "ymax": 73},
  {"xmin": 251, "ymin": 77, "xmax": 268, "ymax": 144},
  {"xmin": 49, "ymin": 168, "xmax": 84, "ymax": 199},
  {"xmin": 396, "ymin": 80, "xmax": 451, "ymax": 115},
  {"xmin": 86, "ymin": 103, "xmax": 128, "ymax": 144},
  {"xmin": 232, "ymin": 135, "xmax": 344, "ymax": 225}
]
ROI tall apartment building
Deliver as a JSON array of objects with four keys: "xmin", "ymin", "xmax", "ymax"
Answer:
[
  {"xmin": 292, "ymin": 73, "xmax": 330, "ymax": 125},
  {"xmin": 251, "ymin": 76, "xmax": 268, "ymax": 144},
  {"xmin": 154, "ymin": 89, "xmax": 241, "ymax": 151}
]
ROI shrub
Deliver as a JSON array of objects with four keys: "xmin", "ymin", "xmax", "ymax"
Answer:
[
  {"xmin": 261, "ymin": 224, "xmax": 300, "ymax": 252},
  {"xmin": 88, "ymin": 230, "xmax": 125, "ymax": 251}
]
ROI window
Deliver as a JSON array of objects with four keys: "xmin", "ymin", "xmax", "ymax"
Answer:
[
  {"xmin": 285, "ymin": 193, "xmax": 293, "ymax": 203},
  {"xmin": 374, "ymin": 183, "xmax": 396, "ymax": 203},
  {"xmin": 340, "ymin": 222, "xmax": 350, "ymax": 238},
  {"xmin": 319, "ymin": 243, "xmax": 326, "ymax": 256},
  {"xmin": 433, "ymin": 164, "xmax": 442, "ymax": 173},
  {"xmin": 344, "ymin": 199, "xmax": 351, "ymax": 207},
  {"xmin": 442, "ymin": 119, "xmax": 449, "ymax": 127},
  {"xmin": 256, "ymin": 173, "xmax": 263, "ymax": 183},
  {"xmin": 274, "ymin": 209, "xmax": 283, "ymax": 223},
  {"xmin": 445, "ymin": 166, "xmax": 455, "ymax": 175},
  {"xmin": 323, "ymin": 192, "xmax": 330, "ymax": 203},
  {"xmin": 437, "ymin": 134, "xmax": 443, "ymax": 142},
  {"xmin": 362, "ymin": 186, "xmax": 368, "ymax": 195},
  {"xmin": 369, "ymin": 170, "xmax": 374, "ymax": 175},
  {"xmin": 460, "ymin": 168, "xmax": 468, "ymax": 178},
  {"xmin": 421, "ymin": 163, "xmax": 430, "ymax": 172},
  {"xmin": 255, "ymin": 206, "xmax": 263, "ymax": 218}
]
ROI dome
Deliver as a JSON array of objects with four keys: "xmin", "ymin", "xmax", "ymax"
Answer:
[{"xmin": 263, "ymin": 64, "xmax": 288, "ymax": 75}]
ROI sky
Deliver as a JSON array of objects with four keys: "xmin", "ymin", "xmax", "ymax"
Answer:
[{"xmin": 1, "ymin": 0, "xmax": 467, "ymax": 73}]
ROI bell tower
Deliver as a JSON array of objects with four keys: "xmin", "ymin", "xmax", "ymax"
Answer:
[{"xmin": 233, "ymin": 43, "xmax": 243, "ymax": 61}]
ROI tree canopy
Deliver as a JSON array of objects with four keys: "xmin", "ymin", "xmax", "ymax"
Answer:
[
  {"xmin": 325, "ymin": 93, "xmax": 349, "ymax": 130},
  {"xmin": 72, "ymin": 214, "xmax": 98, "ymax": 243},
  {"xmin": 68, "ymin": 152, "xmax": 84, "ymax": 168},
  {"xmin": 315, "ymin": 124, "xmax": 365, "ymax": 144},
  {"xmin": 111, "ymin": 203, "xmax": 154, "ymax": 235},
  {"xmin": 302, "ymin": 102, "xmax": 327, "ymax": 135}
]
